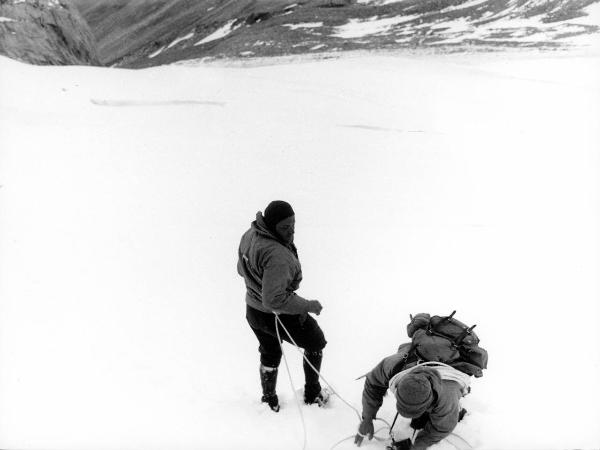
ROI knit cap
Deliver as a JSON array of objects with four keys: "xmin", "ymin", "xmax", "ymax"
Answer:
[
  {"xmin": 264, "ymin": 200, "xmax": 295, "ymax": 231},
  {"xmin": 395, "ymin": 370, "xmax": 434, "ymax": 418}
]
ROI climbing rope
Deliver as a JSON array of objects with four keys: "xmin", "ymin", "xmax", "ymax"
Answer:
[
  {"xmin": 446, "ymin": 432, "xmax": 474, "ymax": 450},
  {"xmin": 275, "ymin": 315, "xmax": 308, "ymax": 450},
  {"xmin": 274, "ymin": 316, "xmax": 474, "ymax": 450},
  {"xmin": 274, "ymin": 315, "xmax": 397, "ymax": 450},
  {"xmin": 275, "ymin": 314, "xmax": 362, "ymax": 420},
  {"xmin": 388, "ymin": 361, "xmax": 472, "ymax": 397},
  {"xmin": 329, "ymin": 424, "xmax": 391, "ymax": 450}
]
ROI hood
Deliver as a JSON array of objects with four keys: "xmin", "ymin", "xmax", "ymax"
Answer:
[
  {"xmin": 251, "ymin": 211, "xmax": 297, "ymax": 253},
  {"xmin": 252, "ymin": 212, "xmax": 278, "ymax": 239}
]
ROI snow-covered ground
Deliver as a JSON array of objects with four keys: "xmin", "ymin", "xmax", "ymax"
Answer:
[{"xmin": 0, "ymin": 51, "xmax": 599, "ymax": 450}]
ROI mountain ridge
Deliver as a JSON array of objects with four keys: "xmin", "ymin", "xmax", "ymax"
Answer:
[
  {"xmin": 1, "ymin": 0, "xmax": 598, "ymax": 67},
  {"xmin": 72, "ymin": 0, "xmax": 600, "ymax": 68}
]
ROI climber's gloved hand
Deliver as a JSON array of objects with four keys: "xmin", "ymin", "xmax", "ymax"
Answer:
[
  {"xmin": 354, "ymin": 417, "xmax": 374, "ymax": 446},
  {"xmin": 307, "ymin": 300, "xmax": 323, "ymax": 315}
]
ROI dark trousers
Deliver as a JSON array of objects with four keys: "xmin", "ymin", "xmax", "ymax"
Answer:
[{"xmin": 246, "ymin": 304, "xmax": 327, "ymax": 368}]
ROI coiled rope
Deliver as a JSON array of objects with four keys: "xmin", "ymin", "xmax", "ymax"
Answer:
[
  {"xmin": 275, "ymin": 314, "xmax": 362, "ymax": 420},
  {"xmin": 329, "ymin": 421, "xmax": 392, "ymax": 450},
  {"xmin": 388, "ymin": 361, "xmax": 472, "ymax": 397},
  {"xmin": 275, "ymin": 315, "xmax": 396, "ymax": 449}
]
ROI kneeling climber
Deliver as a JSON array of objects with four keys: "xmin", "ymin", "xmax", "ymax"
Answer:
[{"xmin": 355, "ymin": 357, "xmax": 470, "ymax": 450}]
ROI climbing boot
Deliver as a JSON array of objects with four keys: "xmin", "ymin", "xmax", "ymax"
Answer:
[
  {"xmin": 260, "ymin": 364, "xmax": 280, "ymax": 412},
  {"xmin": 303, "ymin": 350, "xmax": 328, "ymax": 406}
]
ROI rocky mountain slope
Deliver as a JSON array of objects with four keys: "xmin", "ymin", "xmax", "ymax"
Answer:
[
  {"xmin": 1, "ymin": 0, "xmax": 598, "ymax": 67},
  {"xmin": 0, "ymin": 0, "xmax": 99, "ymax": 65},
  {"xmin": 73, "ymin": 0, "xmax": 600, "ymax": 68}
]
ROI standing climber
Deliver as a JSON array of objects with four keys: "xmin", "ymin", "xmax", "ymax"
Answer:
[{"xmin": 238, "ymin": 200, "xmax": 327, "ymax": 412}]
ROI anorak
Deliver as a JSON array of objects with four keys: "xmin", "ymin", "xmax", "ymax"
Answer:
[{"xmin": 238, "ymin": 212, "xmax": 311, "ymax": 315}]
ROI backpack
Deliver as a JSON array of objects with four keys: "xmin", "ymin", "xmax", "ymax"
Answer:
[{"xmin": 400, "ymin": 311, "xmax": 488, "ymax": 378}]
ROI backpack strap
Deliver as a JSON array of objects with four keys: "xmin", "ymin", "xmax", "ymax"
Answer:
[
  {"xmin": 397, "ymin": 342, "xmax": 419, "ymax": 372},
  {"xmin": 426, "ymin": 311, "xmax": 477, "ymax": 347}
]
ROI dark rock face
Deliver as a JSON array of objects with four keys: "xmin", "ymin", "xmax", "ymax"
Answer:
[
  {"xmin": 71, "ymin": 0, "xmax": 600, "ymax": 68},
  {"xmin": 0, "ymin": 0, "xmax": 99, "ymax": 65},
  {"xmin": 71, "ymin": 0, "xmax": 292, "ymax": 66},
  {"xmin": 4, "ymin": 0, "xmax": 597, "ymax": 67}
]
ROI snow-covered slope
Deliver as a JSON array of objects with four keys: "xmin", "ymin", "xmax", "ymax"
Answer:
[
  {"xmin": 72, "ymin": 0, "xmax": 600, "ymax": 67},
  {"xmin": 0, "ymin": 52, "xmax": 599, "ymax": 450}
]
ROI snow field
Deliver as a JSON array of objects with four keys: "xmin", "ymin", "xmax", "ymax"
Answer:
[{"xmin": 0, "ymin": 52, "xmax": 599, "ymax": 450}]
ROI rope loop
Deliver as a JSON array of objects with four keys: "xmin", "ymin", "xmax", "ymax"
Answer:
[
  {"xmin": 275, "ymin": 315, "xmax": 308, "ymax": 450},
  {"xmin": 275, "ymin": 315, "xmax": 362, "ymax": 421},
  {"xmin": 273, "ymin": 315, "xmax": 474, "ymax": 450}
]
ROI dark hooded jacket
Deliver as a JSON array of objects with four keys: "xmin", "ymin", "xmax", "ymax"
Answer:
[
  {"xmin": 362, "ymin": 353, "xmax": 464, "ymax": 450},
  {"xmin": 237, "ymin": 212, "xmax": 312, "ymax": 315}
]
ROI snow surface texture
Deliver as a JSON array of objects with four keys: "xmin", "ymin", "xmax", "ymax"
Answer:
[{"xmin": 0, "ymin": 52, "xmax": 599, "ymax": 450}]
